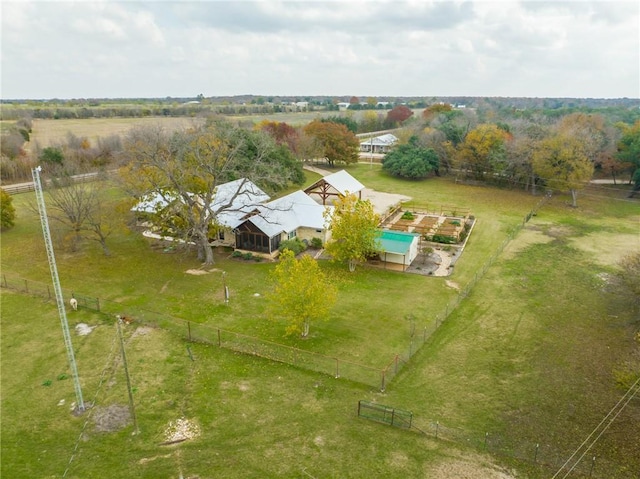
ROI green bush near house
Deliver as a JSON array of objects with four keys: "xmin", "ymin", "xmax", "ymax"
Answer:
[{"xmin": 278, "ymin": 237, "xmax": 307, "ymax": 255}]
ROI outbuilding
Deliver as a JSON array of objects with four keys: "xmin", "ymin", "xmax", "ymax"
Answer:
[{"xmin": 377, "ymin": 230, "xmax": 420, "ymax": 270}]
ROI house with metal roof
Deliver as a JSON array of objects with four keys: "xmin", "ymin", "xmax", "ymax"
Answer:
[
  {"xmin": 234, "ymin": 190, "xmax": 332, "ymax": 256},
  {"xmin": 359, "ymin": 133, "xmax": 398, "ymax": 154},
  {"xmin": 131, "ymin": 178, "xmax": 271, "ymax": 248},
  {"xmin": 304, "ymin": 169, "xmax": 365, "ymax": 205}
]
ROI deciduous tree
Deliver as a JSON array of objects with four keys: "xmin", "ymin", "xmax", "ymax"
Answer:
[
  {"xmin": 532, "ymin": 134, "xmax": 593, "ymax": 207},
  {"xmin": 42, "ymin": 173, "xmax": 114, "ymax": 254},
  {"xmin": 324, "ymin": 193, "xmax": 380, "ymax": 272},
  {"xmin": 455, "ymin": 124, "xmax": 511, "ymax": 181},
  {"xmin": 268, "ymin": 249, "xmax": 337, "ymax": 338},
  {"xmin": 257, "ymin": 120, "xmax": 299, "ymax": 152},
  {"xmin": 615, "ymin": 120, "xmax": 640, "ymax": 197},
  {"xmin": 422, "ymin": 103, "xmax": 452, "ymax": 122},
  {"xmin": 385, "ymin": 105, "xmax": 414, "ymax": 127},
  {"xmin": 122, "ymin": 120, "xmax": 303, "ymax": 264},
  {"xmin": 303, "ymin": 120, "xmax": 359, "ymax": 167},
  {"xmin": 1, "ymin": 188, "xmax": 16, "ymax": 230}
]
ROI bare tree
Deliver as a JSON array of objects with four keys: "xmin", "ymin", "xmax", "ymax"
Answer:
[
  {"xmin": 37, "ymin": 172, "xmax": 114, "ymax": 254},
  {"xmin": 121, "ymin": 120, "xmax": 303, "ymax": 264}
]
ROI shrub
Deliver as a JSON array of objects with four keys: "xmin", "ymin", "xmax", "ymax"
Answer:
[
  {"xmin": 310, "ymin": 237, "xmax": 323, "ymax": 249},
  {"xmin": 39, "ymin": 146, "xmax": 64, "ymax": 165},
  {"xmin": 0, "ymin": 189, "xmax": 16, "ymax": 230},
  {"xmin": 401, "ymin": 211, "xmax": 415, "ymax": 220},
  {"xmin": 432, "ymin": 234, "xmax": 456, "ymax": 244},
  {"xmin": 278, "ymin": 237, "xmax": 307, "ymax": 255},
  {"xmin": 243, "ymin": 252, "xmax": 254, "ymax": 260},
  {"xmin": 231, "ymin": 250, "xmax": 243, "ymax": 258}
]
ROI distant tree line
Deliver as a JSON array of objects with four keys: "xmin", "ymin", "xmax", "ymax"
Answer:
[{"xmin": 2, "ymin": 98, "xmax": 640, "ymax": 201}]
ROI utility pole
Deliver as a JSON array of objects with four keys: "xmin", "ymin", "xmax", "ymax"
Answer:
[
  {"xmin": 32, "ymin": 166, "xmax": 85, "ymax": 412},
  {"xmin": 116, "ymin": 318, "xmax": 139, "ymax": 434}
]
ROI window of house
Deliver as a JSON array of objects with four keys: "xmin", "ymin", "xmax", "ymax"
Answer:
[{"xmin": 288, "ymin": 230, "xmax": 297, "ymax": 240}]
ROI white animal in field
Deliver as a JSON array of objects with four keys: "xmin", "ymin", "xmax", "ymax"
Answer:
[{"xmin": 70, "ymin": 297, "xmax": 78, "ymax": 311}]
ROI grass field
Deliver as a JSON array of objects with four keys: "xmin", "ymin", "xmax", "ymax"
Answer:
[
  {"xmin": 29, "ymin": 117, "xmax": 205, "ymax": 148},
  {"xmin": 1, "ymin": 167, "xmax": 639, "ymax": 478},
  {"xmin": 27, "ymin": 111, "xmax": 335, "ymax": 148}
]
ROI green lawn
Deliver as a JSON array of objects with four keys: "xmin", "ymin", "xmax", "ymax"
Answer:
[{"xmin": 2, "ymin": 167, "xmax": 638, "ymax": 478}]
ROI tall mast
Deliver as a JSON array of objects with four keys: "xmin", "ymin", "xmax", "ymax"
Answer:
[{"xmin": 32, "ymin": 166, "xmax": 85, "ymax": 412}]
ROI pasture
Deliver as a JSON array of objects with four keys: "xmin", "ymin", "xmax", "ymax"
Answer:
[
  {"xmin": 1, "ymin": 167, "xmax": 639, "ymax": 478},
  {"xmin": 27, "ymin": 110, "xmax": 337, "ymax": 149},
  {"xmin": 28, "ymin": 117, "xmax": 205, "ymax": 148}
]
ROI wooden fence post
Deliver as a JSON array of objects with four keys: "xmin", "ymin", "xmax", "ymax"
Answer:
[
  {"xmin": 217, "ymin": 328, "xmax": 221, "ymax": 347},
  {"xmin": 335, "ymin": 358, "xmax": 340, "ymax": 378}
]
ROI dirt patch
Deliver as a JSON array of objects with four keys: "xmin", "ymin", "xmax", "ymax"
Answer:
[
  {"xmin": 139, "ymin": 453, "xmax": 174, "ymax": 465},
  {"xmin": 160, "ymin": 281, "xmax": 171, "ymax": 293},
  {"xmin": 569, "ymin": 232, "xmax": 639, "ymax": 267},
  {"xmin": 131, "ymin": 326, "xmax": 154, "ymax": 339},
  {"xmin": 93, "ymin": 404, "xmax": 131, "ymax": 432},
  {"xmin": 185, "ymin": 269, "xmax": 209, "ymax": 275},
  {"xmin": 446, "ymin": 280, "xmax": 460, "ymax": 290},
  {"xmin": 75, "ymin": 323, "xmax": 95, "ymax": 336},
  {"xmin": 502, "ymin": 226, "xmax": 553, "ymax": 259},
  {"xmin": 428, "ymin": 457, "xmax": 518, "ymax": 479},
  {"xmin": 163, "ymin": 417, "xmax": 200, "ymax": 443}
]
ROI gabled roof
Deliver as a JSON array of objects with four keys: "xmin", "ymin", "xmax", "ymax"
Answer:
[
  {"xmin": 131, "ymin": 179, "xmax": 270, "ymax": 229},
  {"xmin": 304, "ymin": 169, "xmax": 365, "ymax": 198},
  {"xmin": 246, "ymin": 190, "xmax": 331, "ymax": 238},
  {"xmin": 360, "ymin": 133, "xmax": 398, "ymax": 147},
  {"xmin": 212, "ymin": 179, "xmax": 270, "ymax": 228},
  {"xmin": 130, "ymin": 191, "xmax": 178, "ymax": 214}
]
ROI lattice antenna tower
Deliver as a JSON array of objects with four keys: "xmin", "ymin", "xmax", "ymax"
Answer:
[{"xmin": 32, "ymin": 166, "xmax": 85, "ymax": 412}]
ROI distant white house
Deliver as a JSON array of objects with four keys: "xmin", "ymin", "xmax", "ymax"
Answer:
[{"xmin": 359, "ymin": 133, "xmax": 399, "ymax": 154}]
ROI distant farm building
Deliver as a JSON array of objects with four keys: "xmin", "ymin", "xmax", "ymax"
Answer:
[{"xmin": 359, "ymin": 133, "xmax": 398, "ymax": 154}]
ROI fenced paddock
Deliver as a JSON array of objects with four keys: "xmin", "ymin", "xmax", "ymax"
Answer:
[
  {"xmin": 0, "ymin": 192, "xmax": 551, "ymax": 393},
  {"xmin": 1, "ymin": 272, "xmax": 388, "ymax": 389}
]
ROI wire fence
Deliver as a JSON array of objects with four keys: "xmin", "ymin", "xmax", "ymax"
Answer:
[
  {"xmin": 0, "ymin": 273, "xmax": 387, "ymax": 389},
  {"xmin": 0, "ymin": 193, "xmax": 551, "ymax": 393},
  {"xmin": 380, "ymin": 192, "xmax": 552, "ymax": 387}
]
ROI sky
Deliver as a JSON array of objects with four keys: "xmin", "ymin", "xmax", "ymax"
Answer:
[{"xmin": 1, "ymin": 0, "xmax": 638, "ymax": 100}]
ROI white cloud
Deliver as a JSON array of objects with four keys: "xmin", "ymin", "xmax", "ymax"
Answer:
[{"xmin": 1, "ymin": 0, "xmax": 637, "ymax": 99}]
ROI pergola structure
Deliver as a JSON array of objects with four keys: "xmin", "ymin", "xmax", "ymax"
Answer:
[{"xmin": 304, "ymin": 170, "xmax": 365, "ymax": 205}]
